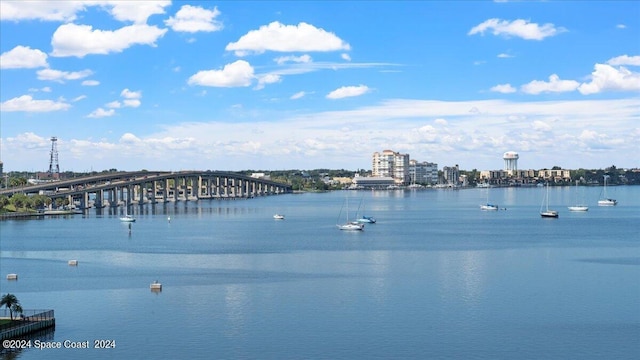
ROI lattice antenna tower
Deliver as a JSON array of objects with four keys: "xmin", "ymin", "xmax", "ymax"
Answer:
[{"xmin": 48, "ymin": 136, "xmax": 60, "ymax": 177}]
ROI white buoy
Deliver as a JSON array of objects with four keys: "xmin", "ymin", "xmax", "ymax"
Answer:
[
  {"xmin": 68, "ymin": 260, "xmax": 78, "ymax": 266},
  {"xmin": 150, "ymin": 280, "xmax": 162, "ymax": 291},
  {"xmin": 6, "ymin": 273, "xmax": 18, "ymax": 280}
]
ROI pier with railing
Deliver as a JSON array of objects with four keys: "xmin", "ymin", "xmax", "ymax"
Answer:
[{"xmin": 0, "ymin": 309, "xmax": 55, "ymax": 341}]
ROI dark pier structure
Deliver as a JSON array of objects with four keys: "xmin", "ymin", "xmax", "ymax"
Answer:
[{"xmin": 0, "ymin": 309, "xmax": 55, "ymax": 342}]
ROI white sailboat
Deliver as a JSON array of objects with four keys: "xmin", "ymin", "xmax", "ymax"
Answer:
[
  {"xmin": 120, "ymin": 201, "xmax": 136, "ymax": 222},
  {"xmin": 597, "ymin": 175, "xmax": 617, "ymax": 206},
  {"xmin": 480, "ymin": 186, "xmax": 499, "ymax": 211},
  {"xmin": 337, "ymin": 196, "xmax": 364, "ymax": 231},
  {"xmin": 540, "ymin": 182, "xmax": 559, "ymax": 218},
  {"xmin": 568, "ymin": 180, "xmax": 588, "ymax": 212}
]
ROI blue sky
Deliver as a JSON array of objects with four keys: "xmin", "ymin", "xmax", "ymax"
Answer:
[{"xmin": 1, "ymin": 1, "xmax": 639, "ymax": 173}]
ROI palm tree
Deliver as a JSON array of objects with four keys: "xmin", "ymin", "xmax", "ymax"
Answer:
[
  {"xmin": 12, "ymin": 304, "xmax": 24, "ymax": 319},
  {"xmin": 0, "ymin": 293, "xmax": 20, "ymax": 320}
]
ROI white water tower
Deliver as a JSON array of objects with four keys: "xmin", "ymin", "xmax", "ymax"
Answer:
[{"xmin": 503, "ymin": 151, "xmax": 519, "ymax": 173}]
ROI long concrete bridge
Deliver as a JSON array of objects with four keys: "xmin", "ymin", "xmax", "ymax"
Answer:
[{"xmin": 0, "ymin": 171, "xmax": 292, "ymax": 209}]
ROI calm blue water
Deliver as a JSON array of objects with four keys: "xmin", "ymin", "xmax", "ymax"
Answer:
[{"xmin": 1, "ymin": 186, "xmax": 639, "ymax": 359}]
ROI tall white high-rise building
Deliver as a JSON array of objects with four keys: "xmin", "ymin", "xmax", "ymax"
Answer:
[{"xmin": 372, "ymin": 150, "xmax": 410, "ymax": 185}]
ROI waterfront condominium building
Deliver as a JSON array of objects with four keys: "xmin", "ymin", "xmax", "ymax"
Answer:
[
  {"xmin": 372, "ymin": 150, "xmax": 410, "ymax": 185},
  {"xmin": 538, "ymin": 169, "xmax": 571, "ymax": 182},
  {"xmin": 409, "ymin": 160, "xmax": 438, "ymax": 185},
  {"xmin": 442, "ymin": 164, "xmax": 460, "ymax": 186}
]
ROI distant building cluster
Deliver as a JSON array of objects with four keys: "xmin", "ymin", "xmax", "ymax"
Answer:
[
  {"xmin": 373, "ymin": 150, "xmax": 438, "ymax": 185},
  {"xmin": 351, "ymin": 150, "xmax": 439, "ymax": 189},
  {"xmin": 479, "ymin": 151, "xmax": 572, "ymax": 186},
  {"xmin": 349, "ymin": 150, "xmax": 575, "ymax": 189}
]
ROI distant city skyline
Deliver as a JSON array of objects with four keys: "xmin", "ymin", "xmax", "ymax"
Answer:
[{"xmin": 1, "ymin": 1, "xmax": 639, "ymax": 172}]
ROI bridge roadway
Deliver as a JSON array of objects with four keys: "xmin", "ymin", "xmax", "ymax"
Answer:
[{"xmin": 0, "ymin": 171, "xmax": 292, "ymax": 208}]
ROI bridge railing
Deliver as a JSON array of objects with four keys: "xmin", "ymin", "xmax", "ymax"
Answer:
[{"xmin": 0, "ymin": 171, "xmax": 292, "ymax": 200}]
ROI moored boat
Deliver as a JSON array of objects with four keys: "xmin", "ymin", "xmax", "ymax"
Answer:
[
  {"xmin": 356, "ymin": 215, "xmax": 376, "ymax": 223},
  {"xmin": 568, "ymin": 180, "xmax": 589, "ymax": 211},
  {"xmin": 480, "ymin": 203, "xmax": 499, "ymax": 211},
  {"xmin": 337, "ymin": 197, "xmax": 364, "ymax": 231},
  {"xmin": 540, "ymin": 182, "xmax": 559, "ymax": 218},
  {"xmin": 568, "ymin": 205, "xmax": 589, "ymax": 212},
  {"xmin": 598, "ymin": 175, "xmax": 617, "ymax": 206},
  {"xmin": 597, "ymin": 199, "xmax": 617, "ymax": 206},
  {"xmin": 337, "ymin": 222, "xmax": 364, "ymax": 231},
  {"xmin": 120, "ymin": 214, "xmax": 136, "ymax": 222}
]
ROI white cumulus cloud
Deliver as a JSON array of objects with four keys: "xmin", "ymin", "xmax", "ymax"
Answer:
[
  {"xmin": 0, "ymin": 1, "xmax": 85, "ymax": 22},
  {"xmin": 255, "ymin": 74, "xmax": 282, "ymax": 90},
  {"xmin": 121, "ymin": 88, "xmax": 141, "ymax": 99},
  {"xmin": 120, "ymin": 133, "xmax": 141, "ymax": 144},
  {"xmin": 0, "ymin": 95, "xmax": 71, "ymax": 112},
  {"xmin": 51, "ymin": 23, "xmax": 167, "ymax": 58},
  {"xmin": 275, "ymin": 54, "xmax": 312, "ymax": 65},
  {"xmin": 226, "ymin": 21, "xmax": 351, "ymax": 56},
  {"xmin": 0, "ymin": 1, "xmax": 169, "ymax": 23},
  {"xmin": 123, "ymin": 99, "xmax": 141, "ymax": 108},
  {"xmin": 165, "ymin": 5, "xmax": 223, "ymax": 33},
  {"xmin": 521, "ymin": 74, "xmax": 580, "ymax": 94},
  {"xmin": 578, "ymin": 63, "xmax": 640, "ymax": 94},
  {"xmin": 188, "ymin": 60, "xmax": 255, "ymax": 87},
  {"xmin": 87, "ymin": 108, "xmax": 115, "ymax": 118},
  {"xmin": 326, "ymin": 85, "xmax": 370, "ymax": 99},
  {"xmin": 106, "ymin": 1, "xmax": 170, "ymax": 24},
  {"xmin": 532, "ymin": 120, "xmax": 552, "ymax": 132},
  {"xmin": 490, "ymin": 83, "xmax": 517, "ymax": 93},
  {"xmin": 290, "ymin": 91, "xmax": 306, "ymax": 100},
  {"xmin": 119, "ymin": 89, "xmax": 142, "ymax": 107},
  {"xmin": 468, "ymin": 18, "xmax": 565, "ymax": 40},
  {"xmin": 37, "ymin": 68, "xmax": 93, "ymax": 82},
  {"xmin": 606, "ymin": 55, "xmax": 640, "ymax": 66},
  {"xmin": 0, "ymin": 45, "xmax": 48, "ymax": 69}
]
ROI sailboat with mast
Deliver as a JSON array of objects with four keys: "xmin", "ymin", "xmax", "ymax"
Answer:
[
  {"xmin": 540, "ymin": 182, "xmax": 559, "ymax": 218},
  {"xmin": 337, "ymin": 196, "xmax": 364, "ymax": 231},
  {"xmin": 480, "ymin": 186, "xmax": 499, "ymax": 211},
  {"xmin": 355, "ymin": 196, "xmax": 376, "ymax": 223},
  {"xmin": 568, "ymin": 180, "xmax": 588, "ymax": 212},
  {"xmin": 119, "ymin": 200, "xmax": 136, "ymax": 222},
  {"xmin": 597, "ymin": 175, "xmax": 617, "ymax": 206}
]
